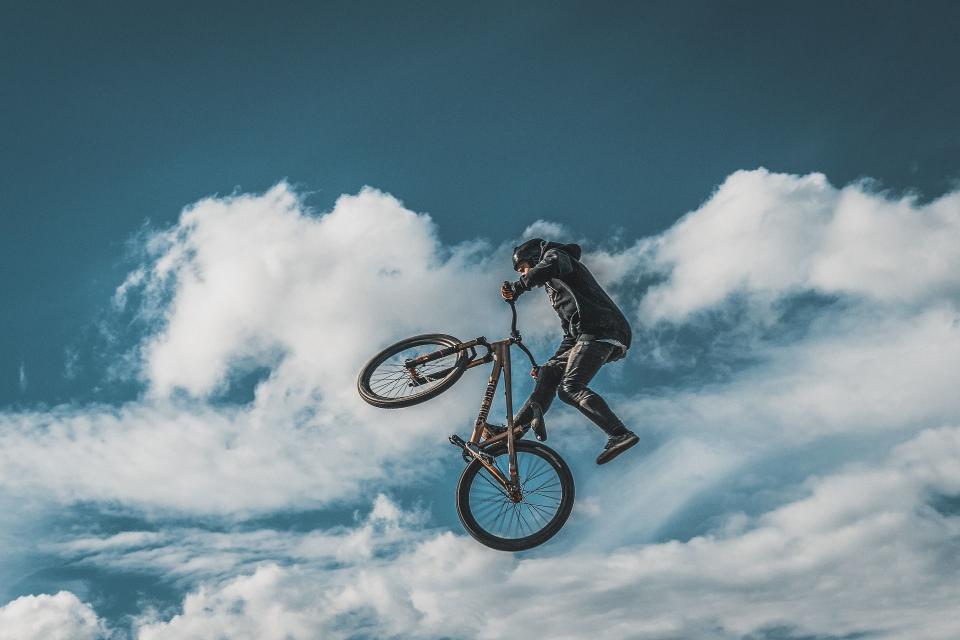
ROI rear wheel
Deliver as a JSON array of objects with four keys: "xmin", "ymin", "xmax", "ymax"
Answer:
[
  {"xmin": 456, "ymin": 440, "xmax": 574, "ymax": 552},
  {"xmin": 357, "ymin": 334, "xmax": 468, "ymax": 408}
]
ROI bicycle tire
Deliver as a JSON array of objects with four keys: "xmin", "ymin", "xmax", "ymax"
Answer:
[
  {"xmin": 456, "ymin": 440, "xmax": 575, "ymax": 552},
  {"xmin": 357, "ymin": 334, "xmax": 469, "ymax": 408}
]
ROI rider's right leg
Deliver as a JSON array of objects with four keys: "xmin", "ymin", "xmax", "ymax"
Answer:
[
  {"xmin": 513, "ymin": 358, "xmax": 564, "ymax": 440},
  {"xmin": 487, "ymin": 358, "xmax": 564, "ymax": 440}
]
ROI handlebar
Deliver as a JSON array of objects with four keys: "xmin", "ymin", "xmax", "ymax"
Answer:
[{"xmin": 502, "ymin": 280, "xmax": 539, "ymax": 375}]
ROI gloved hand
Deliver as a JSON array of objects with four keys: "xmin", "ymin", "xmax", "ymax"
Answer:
[{"xmin": 500, "ymin": 280, "xmax": 524, "ymax": 301}]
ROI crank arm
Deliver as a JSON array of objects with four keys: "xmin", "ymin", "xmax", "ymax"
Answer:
[{"xmin": 449, "ymin": 435, "xmax": 493, "ymax": 464}]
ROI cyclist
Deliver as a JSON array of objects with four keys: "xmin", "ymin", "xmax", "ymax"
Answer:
[{"xmin": 499, "ymin": 237, "xmax": 639, "ymax": 465}]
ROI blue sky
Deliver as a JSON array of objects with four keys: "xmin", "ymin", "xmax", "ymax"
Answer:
[
  {"xmin": 4, "ymin": 1, "xmax": 959, "ymax": 406},
  {"xmin": 1, "ymin": 2, "xmax": 959, "ymax": 639}
]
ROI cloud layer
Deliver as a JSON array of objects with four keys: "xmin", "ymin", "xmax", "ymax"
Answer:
[
  {"xmin": 59, "ymin": 428, "xmax": 960, "ymax": 639},
  {"xmin": 633, "ymin": 169, "xmax": 960, "ymax": 322},
  {"xmin": 0, "ymin": 592, "xmax": 104, "ymax": 640},
  {"xmin": 0, "ymin": 186, "xmax": 517, "ymax": 513},
  {"xmin": 2, "ymin": 169, "xmax": 959, "ymax": 638}
]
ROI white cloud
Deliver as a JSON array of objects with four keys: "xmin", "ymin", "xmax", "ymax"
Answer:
[
  {"xmin": 0, "ymin": 185, "xmax": 531, "ymax": 513},
  {"xmin": 2, "ymin": 173, "xmax": 960, "ymax": 639},
  {"xmin": 632, "ymin": 169, "xmax": 960, "ymax": 323},
  {"xmin": 619, "ymin": 303, "xmax": 960, "ymax": 449},
  {"xmin": 51, "ymin": 494, "xmax": 427, "ymax": 584},
  {"xmin": 67, "ymin": 427, "xmax": 960, "ymax": 640},
  {"xmin": 0, "ymin": 394, "xmax": 478, "ymax": 513},
  {"xmin": 0, "ymin": 592, "xmax": 106, "ymax": 640},
  {"xmin": 521, "ymin": 219, "xmax": 569, "ymax": 240},
  {"xmin": 63, "ymin": 348, "xmax": 80, "ymax": 380},
  {"xmin": 131, "ymin": 183, "xmax": 518, "ymax": 399}
]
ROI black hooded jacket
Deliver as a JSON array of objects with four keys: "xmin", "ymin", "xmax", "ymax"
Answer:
[{"xmin": 517, "ymin": 242, "xmax": 632, "ymax": 359}]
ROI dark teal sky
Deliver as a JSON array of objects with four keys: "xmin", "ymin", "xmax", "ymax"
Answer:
[
  {"xmin": 2, "ymin": 1, "xmax": 959, "ymax": 404},
  {"xmin": 2, "ymin": 5, "xmax": 960, "ymax": 636}
]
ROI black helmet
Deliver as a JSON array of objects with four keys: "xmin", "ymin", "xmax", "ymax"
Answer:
[{"xmin": 512, "ymin": 238, "xmax": 545, "ymax": 271}]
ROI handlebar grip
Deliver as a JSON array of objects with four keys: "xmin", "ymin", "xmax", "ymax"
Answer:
[
  {"xmin": 502, "ymin": 280, "xmax": 517, "ymax": 305},
  {"xmin": 501, "ymin": 281, "xmax": 519, "ymax": 334}
]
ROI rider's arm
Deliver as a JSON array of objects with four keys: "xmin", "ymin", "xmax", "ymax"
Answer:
[{"xmin": 518, "ymin": 248, "xmax": 574, "ymax": 290}]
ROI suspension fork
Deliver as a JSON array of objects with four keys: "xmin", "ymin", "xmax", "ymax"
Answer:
[
  {"xmin": 496, "ymin": 341, "xmax": 520, "ymax": 488},
  {"xmin": 459, "ymin": 340, "xmax": 521, "ymax": 497}
]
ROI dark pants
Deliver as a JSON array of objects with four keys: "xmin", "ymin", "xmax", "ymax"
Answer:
[{"xmin": 514, "ymin": 341, "xmax": 628, "ymax": 437}]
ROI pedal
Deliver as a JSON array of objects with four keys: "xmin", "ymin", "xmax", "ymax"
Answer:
[
  {"xmin": 464, "ymin": 442, "xmax": 495, "ymax": 465},
  {"xmin": 450, "ymin": 434, "xmax": 474, "ymax": 463}
]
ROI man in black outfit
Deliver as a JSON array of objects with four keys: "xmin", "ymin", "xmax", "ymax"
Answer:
[{"xmin": 500, "ymin": 237, "xmax": 639, "ymax": 465}]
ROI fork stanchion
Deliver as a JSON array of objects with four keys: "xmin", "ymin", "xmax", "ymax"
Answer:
[
  {"xmin": 500, "ymin": 341, "xmax": 519, "ymax": 492},
  {"xmin": 503, "ymin": 290, "xmax": 534, "ymax": 494}
]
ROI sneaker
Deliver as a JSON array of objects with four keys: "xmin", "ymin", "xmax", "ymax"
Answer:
[{"xmin": 596, "ymin": 431, "xmax": 639, "ymax": 465}]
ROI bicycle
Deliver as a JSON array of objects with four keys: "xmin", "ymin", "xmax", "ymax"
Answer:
[{"xmin": 357, "ymin": 284, "xmax": 575, "ymax": 552}]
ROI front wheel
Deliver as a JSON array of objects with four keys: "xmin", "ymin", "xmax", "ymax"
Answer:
[
  {"xmin": 456, "ymin": 440, "xmax": 575, "ymax": 552},
  {"xmin": 357, "ymin": 334, "xmax": 468, "ymax": 409}
]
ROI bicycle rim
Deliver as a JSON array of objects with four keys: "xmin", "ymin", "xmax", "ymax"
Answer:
[
  {"xmin": 358, "ymin": 334, "xmax": 467, "ymax": 408},
  {"xmin": 457, "ymin": 441, "xmax": 574, "ymax": 552}
]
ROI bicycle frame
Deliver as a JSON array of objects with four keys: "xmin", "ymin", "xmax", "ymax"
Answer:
[
  {"xmin": 469, "ymin": 338, "xmax": 522, "ymax": 492},
  {"xmin": 408, "ymin": 298, "xmax": 537, "ymax": 498}
]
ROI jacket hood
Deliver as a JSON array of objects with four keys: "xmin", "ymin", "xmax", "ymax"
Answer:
[{"xmin": 542, "ymin": 241, "xmax": 582, "ymax": 261}]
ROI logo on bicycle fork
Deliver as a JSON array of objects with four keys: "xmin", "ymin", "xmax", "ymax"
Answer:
[{"xmin": 476, "ymin": 373, "xmax": 498, "ymax": 428}]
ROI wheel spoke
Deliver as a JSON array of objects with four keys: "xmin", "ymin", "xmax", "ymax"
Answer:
[
  {"xmin": 467, "ymin": 447, "xmax": 568, "ymax": 542},
  {"xmin": 494, "ymin": 499, "xmax": 512, "ymax": 533},
  {"xmin": 525, "ymin": 478, "xmax": 561, "ymax": 495},
  {"xmin": 522, "ymin": 465, "xmax": 554, "ymax": 487},
  {"xmin": 515, "ymin": 504, "xmax": 534, "ymax": 534},
  {"xmin": 523, "ymin": 500, "xmax": 556, "ymax": 521},
  {"xmin": 378, "ymin": 376, "xmax": 407, "ymax": 398},
  {"xmin": 362, "ymin": 340, "xmax": 463, "ymax": 403},
  {"xmin": 477, "ymin": 471, "xmax": 511, "ymax": 499},
  {"xmin": 523, "ymin": 501, "xmax": 550, "ymax": 527}
]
